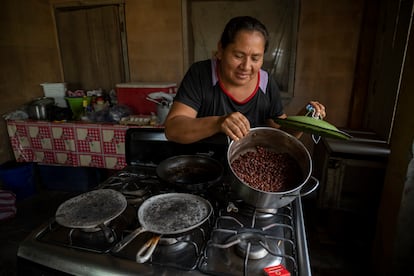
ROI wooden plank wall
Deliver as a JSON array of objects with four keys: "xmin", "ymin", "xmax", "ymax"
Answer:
[{"xmin": 0, "ymin": 0, "xmax": 366, "ymax": 163}]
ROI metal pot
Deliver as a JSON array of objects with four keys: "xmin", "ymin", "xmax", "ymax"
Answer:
[
  {"xmin": 27, "ymin": 97, "xmax": 55, "ymax": 120},
  {"xmin": 156, "ymin": 155, "xmax": 224, "ymax": 192},
  {"xmin": 227, "ymin": 127, "xmax": 319, "ymax": 209}
]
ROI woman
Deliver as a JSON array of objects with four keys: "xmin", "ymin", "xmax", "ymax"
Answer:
[{"xmin": 165, "ymin": 16, "xmax": 326, "ymax": 144}]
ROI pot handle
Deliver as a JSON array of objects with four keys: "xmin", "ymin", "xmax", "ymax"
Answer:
[
  {"xmin": 111, "ymin": 227, "xmax": 146, "ymax": 253},
  {"xmin": 99, "ymin": 223, "xmax": 116, "ymax": 244},
  {"xmin": 136, "ymin": 235, "xmax": 161, "ymax": 263},
  {"xmin": 299, "ymin": 176, "xmax": 319, "ymax": 197}
]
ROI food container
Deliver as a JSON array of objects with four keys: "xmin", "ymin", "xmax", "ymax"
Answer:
[
  {"xmin": 116, "ymin": 82, "xmax": 176, "ymax": 115},
  {"xmin": 65, "ymin": 96, "xmax": 91, "ymax": 120},
  {"xmin": 27, "ymin": 97, "xmax": 55, "ymax": 120},
  {"xmin": 227, "ymin": 127, "xmax": 319, "ymax": 209},
  {"xmin": 41, "ymin": 83, "xmax": 67, "ymax": 108}
]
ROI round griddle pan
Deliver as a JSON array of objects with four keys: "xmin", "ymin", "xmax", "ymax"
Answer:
[
  {"xmin": 55, "ymin": 189, "xmax": 127, "ymax": 242},
  {"xmin": 111, "ymin": 192, "xmax": 213, "ymax": 263}
]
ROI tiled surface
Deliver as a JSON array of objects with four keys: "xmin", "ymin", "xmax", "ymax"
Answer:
[{"xmin": 0, "ymin": 191, "xmax": 369, "ymax": 276}]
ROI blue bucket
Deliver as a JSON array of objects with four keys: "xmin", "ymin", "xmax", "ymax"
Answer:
[{"xmin": 0, "ymin": 161, "xmax": 35, "ymax": 201}]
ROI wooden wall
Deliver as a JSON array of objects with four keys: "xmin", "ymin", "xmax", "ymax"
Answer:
[
  {"xmin": 290, "ymin": 0, "xmax": 364, "ymax": 126},
  {"xmin": 0, "ymin": 0, "xmax": 62, "ymax": 163},
  {"xmin": 0, "ymin": 0, "xmax": 365, "ymax": 163}
]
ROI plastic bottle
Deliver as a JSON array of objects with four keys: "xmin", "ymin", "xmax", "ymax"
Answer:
[{"xmin": 80, "ymin": 96, "xmax": 89, "ymax": 121}]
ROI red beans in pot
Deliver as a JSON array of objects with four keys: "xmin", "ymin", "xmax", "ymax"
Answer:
[{"xmin": 231, "ymin": 146, "xmax": 303, "ymax": 192}]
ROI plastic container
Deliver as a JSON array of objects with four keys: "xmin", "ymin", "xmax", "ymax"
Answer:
[
  {"xmin": 65, "ymin": 96, "xmax": 91, "ymax": 120},
  {"xmin": 0, "ymin": 161, "xmax": 35, "ymax": 201},
  {"xmin": 116, "ymin": 82, "xmax": 176, "ymax": 115},
  {"xmin": 41, "ymin": 83, "xmax": 67, "ymax": 108}
]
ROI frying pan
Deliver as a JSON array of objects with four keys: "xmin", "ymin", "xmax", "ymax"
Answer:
[
  {"xmin": 111, "ymin": 192, "xmax": 213, "ymax": 263},
  {"xmin": 55, "ymin": 189, "xmax": 127, "ymax": 243},
  {"xmin": 156, "ymin": 155, "xmax": 224, "ymax": 191}
]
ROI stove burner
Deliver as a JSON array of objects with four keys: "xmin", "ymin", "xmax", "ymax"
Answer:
[
  {"xmin": 99, "ymin": 170, "xmax": 161, "ymax": 206},
  {"xmin": 234, "ymin": 202, "xmax": 279, "ymax": 219},
  {"xmin": 232, "ymin": 232, "xmax": 270, "ymax": 259},
  {"xmin": 158, "ymin": 238, "xmax": 191, "ymax": 252},
  {"xmin": 69, "ymin": 227, "xmax": 116, "ymax": 247},
  {"xmin": 159, "ymin": 237, "xmax": 179, "ymax": 245}
]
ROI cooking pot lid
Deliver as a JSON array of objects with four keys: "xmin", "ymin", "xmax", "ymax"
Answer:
[
  {"xmin": 273, "ymin": 116, "xmax": 352, "ymax": 140},
  {"xmin": 55, "ymin": 189, "xmax": 127, "ymax": 229},
  {"xmin": 29, "ymin": 97, "xmax": 55, "ymax": 106}
]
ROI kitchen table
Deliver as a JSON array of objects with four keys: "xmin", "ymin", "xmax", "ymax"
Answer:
[{"xmin": 5, "ymin": 119, "xmax": 161, "ymax": 170}]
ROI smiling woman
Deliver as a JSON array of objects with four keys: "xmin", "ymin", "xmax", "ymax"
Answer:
[{"xmin": 183, "ymin": 0, "xmax": 299, "ymax": 100}]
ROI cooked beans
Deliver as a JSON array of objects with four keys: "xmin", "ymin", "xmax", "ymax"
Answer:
[{"xmin": 231, "ymin": 146, "xmax": 302, "ymax": 192}]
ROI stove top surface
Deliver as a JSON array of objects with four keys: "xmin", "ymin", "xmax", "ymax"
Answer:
[{"xmin": 17, "ymin": 128, "xmax": 311, "ymax": 276}]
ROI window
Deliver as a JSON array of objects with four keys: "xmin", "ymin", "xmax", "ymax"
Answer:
[
  {"xmin": 183, "ymin": 0, "xmax": 300, "ymax": 99},
  {"xmin": 54, "ymin": 2, "xmax": 129, "ymax": 92}
]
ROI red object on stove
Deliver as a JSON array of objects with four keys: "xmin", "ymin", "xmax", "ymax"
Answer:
[{"xmin": 264, "ymin": 264, "xmax": 291, "ymax": 276}]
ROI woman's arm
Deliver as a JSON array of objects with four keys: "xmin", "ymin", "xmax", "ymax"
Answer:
[
  {"xmin": 165, "ymin": 102, "xmax": 251, "ymax": 144},
  {"xmin": 164, "ymin": 102, "xmax": 222, "ymax": 144}
]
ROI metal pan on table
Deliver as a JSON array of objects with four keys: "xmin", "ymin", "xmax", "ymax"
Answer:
[
  {"xmin": 55, "ymin": 189, "xmax": 127, "ymax": 243},
  {"xmin": 111, "ymin": 192, "xmax": 213, "ymax": 263}
]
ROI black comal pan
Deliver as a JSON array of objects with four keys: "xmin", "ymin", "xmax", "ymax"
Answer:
[
  {"xmin": 111, "ymin": 193, "xmax": 213, "ymax": 263},
  {"xmin": 55, "ymin": 189, "xmax": 127, "ymax": 243}
]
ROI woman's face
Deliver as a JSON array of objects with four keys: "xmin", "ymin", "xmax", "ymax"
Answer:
[{"xmin": 217, "ymin": 30, "xmax": 266, "ymax": 87}]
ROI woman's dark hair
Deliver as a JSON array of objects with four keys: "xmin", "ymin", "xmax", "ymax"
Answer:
[{"xmin": 220, "ymin": 16, "xmax": 269, "ymax": 52}]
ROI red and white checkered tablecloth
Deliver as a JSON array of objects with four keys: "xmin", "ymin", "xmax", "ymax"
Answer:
[
  {"xmin": 4, "ymin": 120, "xmax": 138, "ymax": 169},
  {"xmin": 5, "ymin": 120, "xmax": 165, "ymax": 169}
]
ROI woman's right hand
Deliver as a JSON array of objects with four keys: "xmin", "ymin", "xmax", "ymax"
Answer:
[{"xmin": 219, "ymin": 112, "xmax": 250, "ymax": 141}]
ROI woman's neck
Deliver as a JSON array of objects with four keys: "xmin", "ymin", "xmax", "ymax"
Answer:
[{"xmin": 217, "ymin": 64, "xmax": 259, "ymax": 103}]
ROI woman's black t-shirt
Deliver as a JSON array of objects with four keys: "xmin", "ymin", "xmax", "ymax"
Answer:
[{"xmin": 174, "ymin": 59, "xmax": 284, "ymax": 127}]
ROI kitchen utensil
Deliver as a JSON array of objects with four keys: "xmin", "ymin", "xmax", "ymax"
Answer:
[
  {"xmin": 55, "ymin": 189, "xmax": 127, "ymax": 243},
  {"xmin": 145, "ymin": 97, "xmax": 162, "ymax": 105},
  {"xmin": 147, "ymin": 91, "xmax": 175, "ymax": 102},
  {"xmin": 156, "ymin": 155, "xmax": 224, "ymax": 192},
  {"xmin": 227, "ymin": 127, "xmax": 319, "ymax": 209},
  {"xmin": 156, "ymin": 100, "xmax": 171, "ymax": 125},
  {"xmin": 27, "ymin": 97, "xmax": 55, "ymax": 120},
  {"xmin": 273, "ymin": 116, "xmax": 352, "ymax": 140},
  {"xmin": 111, "ymin": 193, "xmax": 213, "ymax": 263}
]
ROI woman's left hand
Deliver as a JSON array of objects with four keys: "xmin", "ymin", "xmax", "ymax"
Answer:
[{"xmin": 308, "ymin": 101, "xmax": 326, "ymax": 119}]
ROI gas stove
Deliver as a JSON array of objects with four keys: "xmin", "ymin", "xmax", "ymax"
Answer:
[{"xmin": 17, "ymin": 128, "xmax": 312, "ymax": 276}]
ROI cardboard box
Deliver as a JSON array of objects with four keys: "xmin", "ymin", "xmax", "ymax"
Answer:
[{"xmin": 116, "ymin": 82, "xmax": 176, "ymax": 115}]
